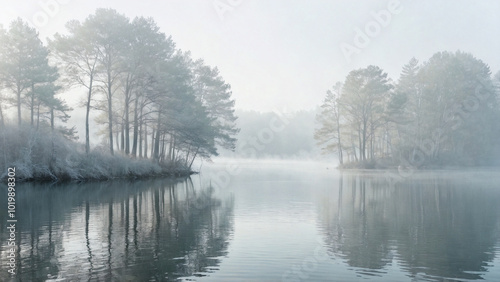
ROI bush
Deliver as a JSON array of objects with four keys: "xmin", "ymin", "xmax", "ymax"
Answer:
[{"xmin": 0, "ymin": 124, "xmax": 190, "ymax": 182}]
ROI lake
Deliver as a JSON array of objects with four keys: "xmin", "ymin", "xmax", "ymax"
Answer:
[{"xmin": 1, "ymin": 160, "xmax": 500, "ymax": 281}]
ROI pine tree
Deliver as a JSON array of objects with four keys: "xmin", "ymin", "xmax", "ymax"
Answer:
[{"xmin": 0, "ymin": 19, "xmax": 51, "ymax": 126}]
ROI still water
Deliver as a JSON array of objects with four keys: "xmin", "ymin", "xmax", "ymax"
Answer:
[{"xmin": 1, "ymin": 160, "xmax": 500, "ymax": 281}]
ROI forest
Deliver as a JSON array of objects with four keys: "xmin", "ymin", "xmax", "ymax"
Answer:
[
  {"xmin": 219, "ymin": 109, "xmax": 320, "ymax": 159},
  {"xmin": 1, "ymin": 9, "xmax": 499, "ymax": 181},
  {"xmin": 316, "ymin": 51, "xmax": 500, "ymax": 168},
  {"xmin": 0, "ymin": 8, "xmax": 238, "ymax": 181}
]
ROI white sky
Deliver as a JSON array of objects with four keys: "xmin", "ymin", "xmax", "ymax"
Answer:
[{"xmin": 1, "ymin": 0, "xmax": 500, "ymax": 113}]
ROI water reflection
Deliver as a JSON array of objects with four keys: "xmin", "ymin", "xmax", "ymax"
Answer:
[
  {"xmin": 2, "ymin": 164, "xmax": 500, "ymax": 281},
  {"xmin": 0, "ymin": 178, "xmax": 234, "ymax": 281},
  {"xmin": 318, "ymin": 172, "xmax": 500, "ymax": 281}
]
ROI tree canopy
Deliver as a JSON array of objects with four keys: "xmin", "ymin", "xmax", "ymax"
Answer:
[
  {"xmin": 0, "ymin": 9, "xmax": 239, "ymax": 169},
  {"xmin": 316, "ymin": 51, "xmax": 500, "ymax": 168}
]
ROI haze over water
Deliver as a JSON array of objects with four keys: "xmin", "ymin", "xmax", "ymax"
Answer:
[{"xmin": 1, "ymin": 161, "xmax": 500, "ymax": 281}]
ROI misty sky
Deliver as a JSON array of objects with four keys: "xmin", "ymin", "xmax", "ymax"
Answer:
[{"xmin": 1, "ymin": 0, "xmax": 500, "ymax": 113}]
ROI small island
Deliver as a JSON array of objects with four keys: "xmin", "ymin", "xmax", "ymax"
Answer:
[{"xmin": 315, "ymin": 53, "xmax": 500, "ymax": 170}]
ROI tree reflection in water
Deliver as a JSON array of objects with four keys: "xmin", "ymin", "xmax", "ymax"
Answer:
[
  {"xmin": 318, "ymin": 172, "xmax": 500, "ymax": 281},
  {"xmin": 0, "ymin": 178, "xmax": 234, "ymax": 281}
]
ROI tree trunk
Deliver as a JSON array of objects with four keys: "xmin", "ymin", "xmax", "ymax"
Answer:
[
  {"xmin": 358, "ymin": 129, "xmax": 362, "ymax": 161},
  {"xmin": 153, "ymin": 130, "xmax": 160, "ymax": 162},
  {"xmin": 370, "ymin": 124, "xmax": 375, "ymax": 159},
  {"xmin": 185, "ymin": 146, "xmax": 191, "ymax": 167},
  {"xmin": 17, "ymin": 85, "xmax": 22, "ymax": 126},
  {"xmin": 85, "ymin": 78, "xmax": 93, "ymax": 154},
  {"xmin": 120, "ymin": 122, "xmax": 125, "ymax": 152},
  {"xmin": 362, "ymin": 121, "xmax": 367, "ymax": 161},
  {"xmin": 171, "ymin": 135, "xmax": 176, "ymax": 162},
  {"xmin": 116, "ymin": 130, "xmax": 120, "ymax": 151},
  {"xmin": 131, "ymin": 96, "xmax": 139, "ymax": 157},
  {"xmin": 30, "ymin": 83, "xmax": 35, "ymax": 126},
  {"xmin": 108, "ymin": 95, "xmax": 114, "ymax": 155},
  {"xmin": 124, "ymin": 99, "xmax": 130, "ymax": 155},
  {"xmin": 160, "ymin": 134, "xmax": 166, "ymax": 162},
  {"xmin": 138, "ymin": 121, "xmax": 142, "ymax": 158},
  {"xmin": 167, "ymin": 134, "xmax": 173, "ymax": 162},
  {"xmin": 153, "ymin": 113, "xmax": 161, "ymax": 162},
  {"xmin": 336, "ymin": 115, "xmax": 343, "ymax": 165},
  {"xmin": 338, "ymin": 147, "xmax": 343, "ymax": 165},
  {"xmin": 123, "ymin": 73, "xmax": 134, "ymax": 155},
  {"xmin": 141, "ymin": 123, "xmax": 146, "ymax": 159},
  {"xmin": 107, "ymin": 64, "xmax": 114, "ymax": 155},
  {"xmin": 188, "ymin": 148, "xmax": 199, "ymax": 169},
  {"xmin": 36, "ymin": 102, "xmax": 40, "ymax": 130},
  {"xmin": 150, "ymin": 128, "xmax": 155, "ymax": 160},
  {"xmin": 353, "ymin": 141, "xmax": 358, "ymax": 162}
]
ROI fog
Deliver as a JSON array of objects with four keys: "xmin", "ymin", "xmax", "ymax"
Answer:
[
  {"xmin": 1, "ymin": 0, "xmax": 499, "ymax": 114},
  {"xmin": 0, "ymin": 1, "xmax": 499, "ymax": 169},
  {"xmin": 2, "ymin": 2, "xmax": 500, "ymax": 280}
]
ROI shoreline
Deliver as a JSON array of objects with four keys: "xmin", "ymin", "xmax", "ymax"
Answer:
[
  {"xmin": 1, "ymin": 167, "xmax": 197, "ymax": 184},
  {"xmin": 337, "ymin": 157, "xmax": 500, "ymax": 171},
  {"xmin": 0, "ymin": 125, "xmax": 199, "ymax": 184}
]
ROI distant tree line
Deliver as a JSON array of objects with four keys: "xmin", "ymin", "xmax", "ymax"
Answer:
[
  {"xmin": 223, "ymin": 110, "xmax": 319, "ymax": 159},
  {"xmin": 0, "ymin": 8, "xmax": 238, "ymax": 170},
  {"xmin": 316, "ymin": 51, "xmax": 500, "ymax": 167}
]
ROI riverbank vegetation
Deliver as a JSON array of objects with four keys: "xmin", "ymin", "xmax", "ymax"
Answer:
[
  {"xmin": 0, "ymin": 124, "xmax": 181, "ymax": 181},
  {"xmin": 316, "ymin": 51, "xmax": 500, "ymax": 169},
  {"xmin": 0, "ymin": 9, "xmax": 238, "ymax": 181}
]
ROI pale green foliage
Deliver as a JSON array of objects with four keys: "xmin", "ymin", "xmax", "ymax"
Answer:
[
  {"xmin": 318, "ymin": 51, "xmax": 500, "ymax": 167},
  {"xmin": 0, "ymin": 18, "xmax": 70, "ymax": 131},
  {"xmin": 1, "ymin": 9, "xmax": 238, "ymax": 176},
  {"xmin": 339, "ymin": 65, "xmax": 392, "ymax": 161},
  {"xmin": 48, "ymin": 9, "xmax": 239, "ymax": 168},
  {"xmin": 192, "ymin": 59, "xmax": 239, "ymax": 151},
  {"xmin": 315, "ymin": 82, "xmax": 343, "ymax": 163}
]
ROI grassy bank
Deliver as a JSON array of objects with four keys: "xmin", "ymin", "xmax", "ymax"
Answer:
[{"xmin": 0, "ymin": 125, "xmax": 194, "ymax": 182}]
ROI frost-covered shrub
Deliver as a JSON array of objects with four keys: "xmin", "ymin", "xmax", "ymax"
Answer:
[
  {"xmin": 0, "ymin": 124, "xmax": 189, "ymax": 182},
  {"xmin": 0, "ymin": 125, "xmax": 80, "ymax": 180}
]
